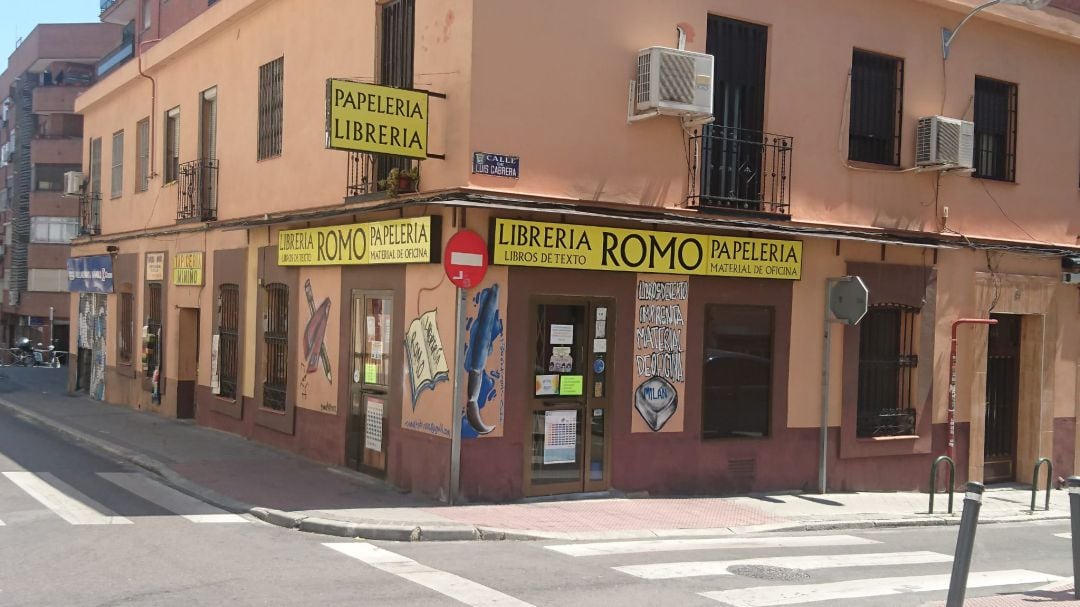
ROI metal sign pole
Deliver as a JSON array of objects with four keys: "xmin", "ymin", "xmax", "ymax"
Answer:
[
  {"xmin": 448, "ymin": 286, "xmax": 466, "ymax": 505},
  {"xmin": 819, "ymin": 279, "xmax": 835, "ymax": 495}
]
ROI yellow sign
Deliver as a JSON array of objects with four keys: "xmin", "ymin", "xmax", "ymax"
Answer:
[
  {"xmin": 145, "ymin": 252, "xmax": 165, "ymax": 281},
  {"xmin": 277, "ymin": 217, "xmax": 438, "ymax": 267},
  {"xmin": 172, "ymin": 252, "xmax": 204, "ymax": 286},
  {"xmin": 325, "ymin": 79, "xmax": 428, "ymax": 159},
  {"xmin": 492, "ymin": 218, "xmax": 802, "ymax": 280}
]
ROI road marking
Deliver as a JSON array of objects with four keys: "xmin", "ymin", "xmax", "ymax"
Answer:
[
  {"xmin": 1056, "ymin": 533, "xmax": 1071, "ymax": 539},
  {"xmin": 97, "ymin": 472, "xmax": 247, "ymax": 523},
  {"xmin": 545, "ymin": 534, "xmax": 880, "ymax": 557},
  {"xmin": 325, "ymin": 542, "xmax": 534, "ymax": 607},
  {"xmin": 700, "ymin": 570, "xmax": 1062, "ymax": 606},
  {"xmin": 2, "ymin": 472, "xmax": 132, "ymax": 525},
  {"xmin": 615, "ymin": 551, "xmax": 952, "ymax": 579}
]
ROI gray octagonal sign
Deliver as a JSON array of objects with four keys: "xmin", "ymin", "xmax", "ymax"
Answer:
[{"xmin": 828, "ymin": 276, "xmax": 869, "ymax": 326}]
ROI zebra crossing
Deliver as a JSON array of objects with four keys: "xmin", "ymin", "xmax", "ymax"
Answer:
[
  {"xmin": 543, "ymin": 533, "xmax": 1064, "ymax": 606},
  {"xmin": 0, "ymin": 470, "xmax": 249, "ymax": 526}
]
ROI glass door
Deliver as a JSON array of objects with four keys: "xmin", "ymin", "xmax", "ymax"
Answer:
[
  {"xmin": 347, "ymin": 290, "xmax": 393, "ymax": 475},
  {"xmin": 525, "ymin": 297, "xmax": 613, "ymax": 496}
]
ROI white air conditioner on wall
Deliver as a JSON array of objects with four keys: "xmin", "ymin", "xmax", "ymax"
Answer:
[
  {"xmin": 915, "ymin": 116, "xmax": 974, "ymax": 169},
  {"xmin": 635, "ymin": 47, "xmax": 714, "ymax": 117},
  {"xmin": 64, "ymin": 171, "xmax": 85, "ymax": 196}
]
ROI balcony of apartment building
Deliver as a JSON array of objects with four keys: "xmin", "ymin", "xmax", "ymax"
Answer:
[
  {"xmin": 176, "ymin": 158, "xmax": 218, "ymax": 222},
  {"xmin": 30, "ymin": 164, "xmax": 81, "ymax": 218},
  {"xmin": 96, "ymin": 21, "xmax": 135, "ymax": 78},
  {"xmin": 99, "ymin": 0, "xmax": 136, "ymax": 25},
  {"xmin": 686, "ymin": 124, "xmax": 793, "ymax": 217}
]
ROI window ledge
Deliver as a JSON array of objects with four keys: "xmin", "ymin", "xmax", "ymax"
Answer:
[
  {"xmin": 857, "ymin": 434, "xmax": 919, "ymax": 442},
  {"xmin": 845, "ymin": 160, "xmax": 906, "ymax": 171}
]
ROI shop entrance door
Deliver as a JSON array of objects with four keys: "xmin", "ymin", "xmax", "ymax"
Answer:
[
  {"xmin": 346, "ymin": 290, "xmax": 393, "ymax": 476},
  {"xmin": 525, "ymin": 297, "xmax": 614, "ymax": 497},
  {"xmin": 984, "ymin": 313, "xmax": 1020, "ymax": 483}
]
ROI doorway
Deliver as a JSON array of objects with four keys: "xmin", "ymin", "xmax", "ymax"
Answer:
[
  {"xmin": 346, "ymin": 290, "xmax": 393, "ymax": 476},
  {"xmin": 984, "ymin": 313, "xmax": 1020, "ymax": 483},
  {"xmin": 176, "ymin": 308, "xmax": 200, "ymax": 419},
  {"xmin": 525, "ymin": 297, "xmax": 613, "ymax": 497}
]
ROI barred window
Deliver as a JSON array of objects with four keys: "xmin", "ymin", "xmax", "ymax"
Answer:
[
  {"xmin": 376, "ymin": 0, "xmax": 414, "ymax": 180},
  {"xmin": 163, "ymin": 107, "xmax": 180, "ymax": 183},
  {"xmin": 110, "ymin": 130, "xmax": 123, "ymax": 198},
  {"xmin": 849, "ymin": 49, "xmax": 904, "ymax": 166},
  {"xmin": 136, "ymin": 118, "xmax": 149, "ymax": 192},
  {"xmin": 218, "ymin": 284, "xmax": 239, "ymax": 399},
  {"xmin": 145, "ymin": 282, "xmax": 163, "ymax": 378},
  {"xmin": 973, "ymin": 76, "xmax": 1017, "ymax": 182},
  {"xmin": 857, "ymin": 304, "xmax": 918, "ymax": 438},
  {"xmin": 257, "ymin": 57, "xmax": 283, "ymax": 160},
  {"xmin": 263, "ymin": 283, "xmax": 288, "ymax": 411},
  {"xmin": 119, "ymin": 292, "xmax": 134, "ymax": 364}
]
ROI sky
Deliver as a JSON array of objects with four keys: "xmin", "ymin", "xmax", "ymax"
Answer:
[{"xmin": 3, "ymin": 0, "xmax": 101, "ymax": 66}]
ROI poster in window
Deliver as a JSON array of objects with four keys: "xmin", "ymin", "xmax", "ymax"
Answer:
[
  {"xmin": 631, "ymin": 274, "xmax": 688, "ymax": 433},
  {"xmin": 543, "ymin": 410, "xmax": 577, "ymax": 464},
  {"xmin": 365, "ymin": 396, "xmax": 384, "ymax": 452}
]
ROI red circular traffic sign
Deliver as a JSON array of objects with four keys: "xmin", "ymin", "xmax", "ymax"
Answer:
[{"xmin": 443, "ymin": 229, "xmax": 489, "ymax": 288}]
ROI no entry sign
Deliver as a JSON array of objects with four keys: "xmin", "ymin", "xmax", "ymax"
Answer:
[{"xmin": 444, "ymin": 230, "xmax": 488, "ymax": 289}]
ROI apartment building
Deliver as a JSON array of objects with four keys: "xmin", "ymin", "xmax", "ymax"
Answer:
[
  {"xmin": 69, "ymin": 0, "xmax": 1080, "ymax": 502},
  {"xmin": 0, "ymin": 23, "xmax": 118, "ymax": 351}
]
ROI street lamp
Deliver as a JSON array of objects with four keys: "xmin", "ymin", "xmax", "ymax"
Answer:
[{"xmin": 942, "ymin": 0, "xmax": 1052, "ymax": 59}]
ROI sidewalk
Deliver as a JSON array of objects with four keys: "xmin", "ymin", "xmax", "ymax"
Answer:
[
  {"xmin": 921, "ymin": 579, "xmax": 1079, "ymax": 606},
  {"xmin": 0, "ymin": 367, "xmax": 1070, "ymax": 542}
]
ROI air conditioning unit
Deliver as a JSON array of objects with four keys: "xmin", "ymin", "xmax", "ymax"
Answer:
[
  {"xmin": 64, "ymin": 171, "xmax": 85, "ymax": 196},
  {"xmin": 635, "ymin": 47, "xmax": 713, "ymax": 116},
  {"xmin": 916, "ymin": 116, "xmax": 974, "ymax": 169}
]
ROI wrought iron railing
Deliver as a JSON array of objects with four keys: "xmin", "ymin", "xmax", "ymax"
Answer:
[
  {"xmin": 688, "ymin": 124, "xmax": 792, "ymax": 215},
  {"xmin": 79, "ymin": 191, "xmax": 101, "ymax": 236},
  {"xmin": 177, "ymin": 158, "xmax": 218, "ymax": 221},
  {"xmin": 345, "ymin": 152, "xmax": 419, "ymax": 198}
]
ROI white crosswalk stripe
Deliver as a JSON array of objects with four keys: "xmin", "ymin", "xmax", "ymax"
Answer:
[
  {"xmin": 545, "ymin": 534, "xmax": 880, "ymax": 557},
  {"xmin": 699, "ymin": 570, "xmax": 1063, "ymax": 606},
  {"xmin": 2, "ymin": 471, "xmax": 132, "ymax": 525},
  {"xmin": 1056, "ymin": 533, "xmax": 1071, "ymax": 539},
  {"xmin": 614, "ymin": 550, "xmax": 952, "ymax": 580},
  {"xmin": 325, "ymin": 542, "xmax": 535, "ymax": 607},
  {"xmin": 97, "ymin": 472, "xmax": 247, "ymax": 523}
]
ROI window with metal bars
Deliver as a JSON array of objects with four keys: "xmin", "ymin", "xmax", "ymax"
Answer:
[
  {"xmin": 145, "ymin": 282, "xmax": 162, "ymax": 378},
  {"xmin": 118, "ymin": 292, "xmax": 134, "ymax": 364},
  {"xmin": 376, "ymin": 0, "xmax": 414, "ymax": 180},
  {"xmin": 973, "ymin": 76, "xmax": 1017, "ymax": 182},
  {"xmin": 856, "ymin": 304, "xmax": 918, "ymax": 437},
  {"xmin": 262, "ymin": 283, "xmax": 288, "ymax": 412},
  {"xmin": 163, "ymin": 107, "xmax": 179, "ymax": 183},
  {"xmin": 848, "ymin": 49, "xmax": 904, "ymax": 166},
  {"xmin": 257, "ymin": 57, "xmax": 283, "ymax": 160},
  {"xmin": 136, "ymin": 117, "xmax": 149, "ymax": 192},
  {"xmin": 217, "ymin": 284, "xmax": 239, "ymax": 399}
]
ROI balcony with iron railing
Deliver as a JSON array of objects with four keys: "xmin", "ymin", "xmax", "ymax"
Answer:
[
  {"xmin": 177, "ymin": 158, "xmax": 218, "ymax": 222},
  {"xmin": 79, "ymin": 191, "xmax": 101, "ymax": 236},
  {"xmin": 688, "ymin": 124, "xmax": 793, "ymax": 216},
  {"xmin": 96, "ymin": 21, "xmax": 135, "ymax": 78},
  {"xmin": 345, "ymin": 152, "xmax": 420, "ymax": 199}
]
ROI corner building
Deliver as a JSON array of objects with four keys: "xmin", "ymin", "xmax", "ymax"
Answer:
[{"xmin": 70, "ymin": 0, "xmax": 1080, "ymax": 501}]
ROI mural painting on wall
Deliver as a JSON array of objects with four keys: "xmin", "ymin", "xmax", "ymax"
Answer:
[
  {"xmin": 632, "ymin": 275, "xmax": 688, "ymax": 433},
  {"xmin": 297, "ymin": 269, "xmax": 339, "ymax": 414},
  {"xmin": 461, "ymin": 276, "xmax": 505, "ymax": 439},
  {"xmin": 401, "ymin": 265, "xmax": 455, "ymax": 438}
]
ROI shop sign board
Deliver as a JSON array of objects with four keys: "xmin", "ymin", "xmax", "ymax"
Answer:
[
  {"xmin": 277, "ymin": 216, "xmax": 440, "ymax": 267},
  {"xmin": 145, "ymin": 252, "xmax": 165, "ymax": 281},
  {"xmin": 172, "ymin": 252, "xmax": 204, "ymax": 286},
  {"xmin": 325, "ymin": 79, "xmax": 428, "ymax": 159},
  {"xmin": 490, "ymin": 218, "xmax": 802, "ymax": 280},
  {"xmin": 67, "ymin": 255, "xmax": 114, "ymax": 293}
]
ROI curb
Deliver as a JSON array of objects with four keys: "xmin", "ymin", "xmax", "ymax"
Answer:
[{"xmin": 0, "ymin": 394, "xmax": 1070, "ymax": 543}]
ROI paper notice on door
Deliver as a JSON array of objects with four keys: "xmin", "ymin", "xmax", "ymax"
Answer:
[
  {"xmin": 366, "ymin": 316, "xmax": 376, "ymax": 337},
  {"xmin": 593, "ymin": 338, "xmax": 607, "ymax": 354},
  {"xmin": 370, "ymin": 340, "xmax": 384, "ymax": 360},
  {"xmin": 559, "ymin": 375, "xmax": 583, "ymax": 396},
  {"xmin": 596, "ymin": 307, "xmax": 607, "ymax": 321},
  {"xmin": 535, "ymin": 374, "xmax": 559, "ymax": 396},
  {"xmin": 595, "ymin": 320, "xmax": 606, "ymax": 338},
  {"xmin": 365, "ymin": 397, "xmax": 384, "ymax": 452},
  {"xmin": 543, "ymin": 410, "xmax": 577, "ymax": 464},
  {"xmin": 550, "ymin": 324, "xmax": 574, "ymax": 345}
]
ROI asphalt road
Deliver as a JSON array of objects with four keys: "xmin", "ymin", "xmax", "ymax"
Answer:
[{"xmin": 0, "ymin": 403, "xmax": 1072, "ymax": 606}]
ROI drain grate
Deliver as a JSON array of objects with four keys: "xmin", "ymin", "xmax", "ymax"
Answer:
[{"xmin": 728, "ymin": 564, "xmax": 811, "ymax": 582}]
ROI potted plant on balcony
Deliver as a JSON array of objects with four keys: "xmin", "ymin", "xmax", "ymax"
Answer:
[{"xmin": 379, "ymin": 166, "xmax": 419, "ymax": 197}]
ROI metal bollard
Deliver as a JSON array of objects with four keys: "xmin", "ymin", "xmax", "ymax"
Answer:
[
  {"xmin": 946, "ymin": 481, "xmax": 984, "ymax": 607},
  {"xmin": 1068, "ymin": 476, "xmax": 1080, "ymax": 600}
]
